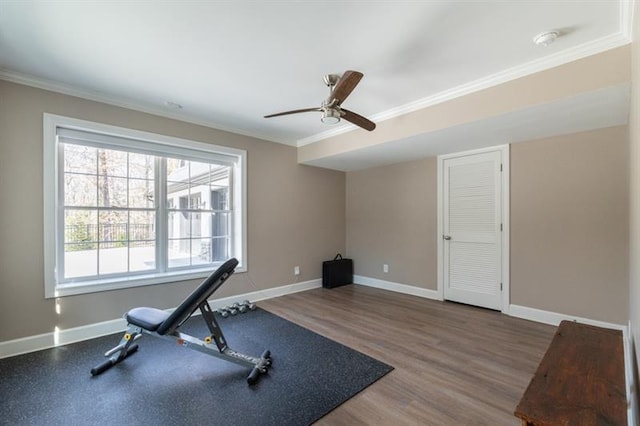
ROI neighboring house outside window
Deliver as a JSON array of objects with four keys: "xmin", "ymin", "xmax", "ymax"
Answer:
[{"xmin": 43, "ymin": 114, "xmax": 246, "ymax": 297}]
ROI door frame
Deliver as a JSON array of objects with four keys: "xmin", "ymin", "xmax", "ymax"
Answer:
[{"xmin": 436, "ymin": 144, "xmax": 510, "ymax": 314}]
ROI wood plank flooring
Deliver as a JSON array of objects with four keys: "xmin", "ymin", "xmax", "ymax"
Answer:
[{"xmin": 258, "ymin": 284, "xmax": 556, "ymax": 425}]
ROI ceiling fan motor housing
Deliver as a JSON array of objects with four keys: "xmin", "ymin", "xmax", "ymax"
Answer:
[{"xmin": 323, "ymin": 74, "xmax": 340, "ymax": 87}]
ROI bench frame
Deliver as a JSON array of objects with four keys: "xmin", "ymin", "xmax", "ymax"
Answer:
[{"xmin": 90, "ymin": 258, "xmax": 271, "ymax": 385}]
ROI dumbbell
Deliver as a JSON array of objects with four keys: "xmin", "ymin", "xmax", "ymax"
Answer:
[
  {"xmin": 217, "ymin": 308, "xmax": 230, "ymax": 318},
  {"xmin": 232, "ymin": 301, "xmax": 251, "ymax": 314},
  {"xmin": 238, "ymin": 304, "xmax": 248, "ymax": 313},
  {"xmin": 242, "ymin": 300, "xmax": 257, "ymax": 311}
]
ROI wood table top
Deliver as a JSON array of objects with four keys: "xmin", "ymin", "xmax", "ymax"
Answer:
[{"xmin": 514, "ymin": 320, "xmax": 626, "ymax": 426}]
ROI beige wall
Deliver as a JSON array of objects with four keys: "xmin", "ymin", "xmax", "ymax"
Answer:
[
  {"xmin": 346, "ymin": 126, "xmax": 629, "ymax": 325},
  {"xmin": 511, "ymin": 126, "xmax": 629, "ymax": 324},
  {"xmin": 346, "ymin": 158, "xmax": 437, "ymax": 288},
  {"xmin": 0, "ymin": 80, "xmax": 345, "ymax": 341},
  {"xmin": 629, "ymin": 0, "xmax": 640, "ymax": 391},
  {"xmin": 0, "ymin": 42, "xmax": 634, "ymax": 345},
  {"xmin": 299, "ymin": 45, "xmax": 631, "ymax": 165}
]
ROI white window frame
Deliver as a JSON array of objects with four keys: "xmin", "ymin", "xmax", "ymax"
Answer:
[{"xmin": 43, "ymin": 113, "xmax": 247, "ymax": 298}]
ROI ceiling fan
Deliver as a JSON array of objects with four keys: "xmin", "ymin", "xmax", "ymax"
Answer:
[{"xmin": 264, "ymin": 70, "xmax": 376, "ymax": 132}]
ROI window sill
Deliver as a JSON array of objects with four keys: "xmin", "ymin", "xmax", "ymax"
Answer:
[{"xmin": 48, "ymin": 266, "xmax": 247, "ymax": 298}]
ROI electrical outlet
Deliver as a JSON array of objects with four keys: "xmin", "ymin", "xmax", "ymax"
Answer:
[
  {"xmin": 294, "ymin": 266, "xmax": 300, "ymax": 276},
  {"xmin": 383, "ymin": 264, "xmax": 389, "ymax": 273}
]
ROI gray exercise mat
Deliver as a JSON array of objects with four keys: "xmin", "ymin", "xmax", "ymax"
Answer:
[{"xmin": 0, "ymin": 307, "xmax": 393, "ymax": 425}]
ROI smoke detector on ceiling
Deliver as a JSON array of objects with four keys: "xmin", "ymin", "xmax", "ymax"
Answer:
[{"xmin": 533, "ymin": 31, "xmax": 559, "ymax": 47}]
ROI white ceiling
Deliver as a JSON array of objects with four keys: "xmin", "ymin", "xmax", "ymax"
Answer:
[{"xmin": 0, "ymin": 1, "xmax": 633, "ymax": 168}]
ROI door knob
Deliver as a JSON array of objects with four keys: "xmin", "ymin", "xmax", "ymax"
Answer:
[{"xmin": 443, "ymin": 235, "xmax": 451, "ymax": 240}]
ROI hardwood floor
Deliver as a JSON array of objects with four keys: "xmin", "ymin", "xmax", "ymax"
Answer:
[{"xmin": 258, "ymin": 284, "xmax": 556, "ymax": 425}]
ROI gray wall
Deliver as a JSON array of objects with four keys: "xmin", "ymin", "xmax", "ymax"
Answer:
[
  {"xmin": 0, "ymin": 80, "xmax": 346, "ymax": 341},
  {"xmin": 346, "ymin": 126, "xmax": 629, "ymax": 325}
]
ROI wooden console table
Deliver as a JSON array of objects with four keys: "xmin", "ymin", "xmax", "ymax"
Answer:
[{"xmin": 514, "ymin": 320, "xmax": 626, "ymax": 425}]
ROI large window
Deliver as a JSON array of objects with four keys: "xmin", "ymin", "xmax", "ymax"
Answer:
[{"xmin": 44, "ymin": 114, "xmax": 246, "ymax": 297}]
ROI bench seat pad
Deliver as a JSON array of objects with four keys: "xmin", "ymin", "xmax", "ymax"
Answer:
[{"xmin": 126, "ymin": 307, "xmax": 170, "ymax": 332}]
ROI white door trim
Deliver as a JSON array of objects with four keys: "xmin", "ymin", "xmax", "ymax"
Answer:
[{"xmin": 437, "ymin": 144, "xmax": 510, "ymax": 313}]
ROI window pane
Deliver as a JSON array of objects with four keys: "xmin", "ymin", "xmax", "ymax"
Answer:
[
  {"xmin": 130, "ymin": 211, "xmax": 155, "ymax": 241},
  {"xmin": 190, "ymin": 161, "xmax": 210, "ymax": 183},
  {"xmin": 99, "ymin": 242, "xmax": 127, "ymax": 274},
  {"xmin": 99, "ymin": 211, "xmax": 128, "ymax": 242},
  {"xmin": 168, "ymin": 211, "xmax": 191, "ymax": 238},
  {"xmin": 211, "ymin": 212, "xmax": 230, "ymax": 237},
  {"xmin": 64, "ymin": 174, "xmax": 97, "ymax": 207},
  {"xmin": 166, "ymin": 161, "xmax": 232, "ymax": 271},
  {"xmin": 98, "ymin": 148, "xmax": 127, "ymax": 177},
  {"xmin": 210, "ymin": 165, "xmax": 230, "ymax": 187},
  {"xmin": 189, "ymin": 212, "xmax": 229, "ymax": 238},
  {"xmin": 211, "ymin": 237, "xmax": 230, "ymax": 262},
  {"xmin": 64, "ymin": 209, "xmax": 98, "ymax": 279},
  {"xmin": 193, "ymin": 238, "xmax": 229, "ymax": 263},
  {"xmin": 191, "ymin": 211, "xmax": 204, "ymax": 237},
  {"xmin": 130, "ymin": 241, "xmax": 155, "ymax": 271},
  {"xmin": 191, "ymin": 238, "xmax": 213, "ymax": 266},
  {"xmin": 64, "ymin": 243, "xmax": 97, "ymax": 278},
  {"xmin": 210, "ymin": 187, "xmax": 229, "ymax": 210},
  {"xmin": 167, "ymin": 159, "xmax": 190, "ymax": 214},
  {"xmin": 168, "ymin": 211, "xmax": 190, "ymax": 239},
  {"xmin": 98, "ymin": 176, "xmax": 127, "ymax": 207},
  {"xmin": 129, "ymin": 179, "xmax": 154, "ymax": 208},
  {"xmin": 166, "ymin": 160, "xmax": 230, "ymax": 212},
  {"xmin": 64, "ymin": 144, "xmax": 96, "ymax": 174},
  {"xmin": 128, "ymin": 153, "xmax": 155, "ymax": 179},
  {"xmin": 168, "ymin": 238, "xmax": 190, "ymax": 268},
  {"xmin": 64, "ymin": 209, "xmax": 97, "ymax": 243},
  {"xmin": 166, "ymin": 157, "xmax": 185, "ymax": 180},
  {"xmin": 189, "ymin": 192, "xmax": 204, "ymax": 210}
]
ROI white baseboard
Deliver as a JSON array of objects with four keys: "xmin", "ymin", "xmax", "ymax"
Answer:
[
  {"xmin": 626, "ymin": 321, "xmax": 638, "ymax": 426},
  {"xmin": 0, "ymin": 317, "xmax": 128, "ymax": 360},
  {"xmin": 0, "ymin": 279, "xmax": 322, "ymax": 360},
  {"xmin": 211, "ymin": 278, "xmax": 321, "ymax": 306},
  {"xmin": 354, "ymin": 275, "xmax": 441, "ymax": 301},
  {"xmin": 508, "ymin": 304, "xmax": 626, "ymax": 331}
]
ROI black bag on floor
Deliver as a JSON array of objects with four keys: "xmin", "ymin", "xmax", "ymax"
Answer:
[{"xmin": 322, "ymin": 253, "xmax": 353, "ymax": 289}]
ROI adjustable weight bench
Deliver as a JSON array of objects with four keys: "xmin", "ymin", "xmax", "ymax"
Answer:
[{"xmin": 90, "ymin": 258, "xmax": 271, "ymax": 385}]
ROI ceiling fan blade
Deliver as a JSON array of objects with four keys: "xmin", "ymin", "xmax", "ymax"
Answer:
[
  {"xmin": 264, "ymin": 107, "xmax": 321, "ymax": 118},
  {"xmin": 331, "ymin": 70, "xmax": 363, "ymax": 106},
  {"xmin": 341, "ymin": 109, "xmax": 376, "ymax": 131}
]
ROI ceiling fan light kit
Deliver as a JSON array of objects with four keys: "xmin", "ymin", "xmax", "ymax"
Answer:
[
  {"xmin": 321, "ymin": 108, "xmax": 341, "ymax": 124},
  {"xmin": 264, "ymin": 70, "xmax": 376, "ymax": 132}
]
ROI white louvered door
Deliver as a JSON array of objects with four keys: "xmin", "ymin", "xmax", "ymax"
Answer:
[{"xmin": 443, "ymin": 150, "xmax": 502, "ymax": 310}]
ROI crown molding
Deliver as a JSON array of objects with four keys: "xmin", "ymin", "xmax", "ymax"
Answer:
[
  {"xmin": 621, "ymin": 0, "xmax": 635, "ymax": 40},
  {"xmin": 1, "ymin": 0, "xmax": 633, "ymax": 150},
  {"xmin": 0, "ymin": 68, "xmax": 290, "ymax": 146},
  {"xmin": 297, "ymin": 30, "xmax": 632, "ymax": 147}
]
